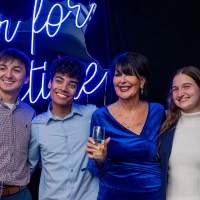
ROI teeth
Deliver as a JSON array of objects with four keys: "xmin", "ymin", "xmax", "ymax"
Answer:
[
  {"xmin": 57, "ymin": 93, "xmax": 67, "ymax": 98},
  {"xmin": 120, "ymin": 87, "xmax": 129, "ymax": 89},
  {"xmin": 3, "ymin": 80, "xmax": 14, "ymax": 84},
  {"xmin": 179, "ymin": 97, "xmax": 188, "ymax": 101}
]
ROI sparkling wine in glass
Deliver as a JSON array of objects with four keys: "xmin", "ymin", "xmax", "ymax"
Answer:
[{"xmin": 92, "ymin": 126, "xmax": 105, "ymax": 156}]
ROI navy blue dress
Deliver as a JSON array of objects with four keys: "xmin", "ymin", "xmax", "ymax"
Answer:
[{"xmin": 88, "ymin": 102, "xmax": 164, "ymax": 200}]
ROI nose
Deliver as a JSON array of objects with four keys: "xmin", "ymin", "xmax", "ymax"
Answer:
[
  {"xmin": 120, "ymin": 74, "xmax": 127, "ymax": 83},
  {"xmin": 5, "ymin": 69, "xmax": 13, "ymax": 78},
  {"xmin": 60, "ymin": 82, "xmax": 68, "ymax": 92},
  {"xmin": 177, "ymin": 88, "xmax": 185, "ymax": 97}
]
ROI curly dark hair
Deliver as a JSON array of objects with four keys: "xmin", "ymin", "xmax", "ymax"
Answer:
[{"xmin": 49, "ymin": 56, "xmax": 86, "ymax": 91}]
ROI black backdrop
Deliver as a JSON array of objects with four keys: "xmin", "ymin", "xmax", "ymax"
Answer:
[{"xmin": 86, "ymin": 0, "xmax": 200, "ymax": 107}]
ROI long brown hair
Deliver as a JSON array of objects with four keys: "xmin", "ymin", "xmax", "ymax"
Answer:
[{"xmin": 160, "ymin": 66, "xmax": 200, "ymax": 134}]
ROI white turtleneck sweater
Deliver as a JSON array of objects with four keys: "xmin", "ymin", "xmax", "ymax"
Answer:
[{"xmin": 167, "ymin": 111, "xmax": 200, "ymax": 200}]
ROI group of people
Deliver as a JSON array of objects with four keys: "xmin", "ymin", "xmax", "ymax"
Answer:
[{"xmin": 0, "ymin": 48, "xmax": 199, "ymax": 200}]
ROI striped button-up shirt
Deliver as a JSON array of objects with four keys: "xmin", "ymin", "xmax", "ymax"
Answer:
[{"xmin": 0, "ymin": 98, "xmax": 35, "ymax": 186}]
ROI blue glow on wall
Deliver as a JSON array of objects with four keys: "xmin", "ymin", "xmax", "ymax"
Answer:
[{"xmin": 0, "ymin": 0, "xmax": 108, "ymax": 104}]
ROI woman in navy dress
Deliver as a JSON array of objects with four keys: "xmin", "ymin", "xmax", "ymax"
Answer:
[{"xmin": 86, "ymin": 52, "xmax": 165, "ymax": 200}]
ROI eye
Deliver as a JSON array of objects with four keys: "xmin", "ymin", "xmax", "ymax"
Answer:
[
  {"xmin": 0, "ymin": 67, "xmax": 5, "ymax": 71},
  {"xmin": 55, "ymin": 79, "xmax": 62, "ymax": 84},
  {"xmin": 70, "ymin": 83, "xmax": 77, "ymax": 89},
  {"xmin": 13, "ymin": 69, "xmax": 21, "ymax": 73},
  {"xmin": 183, "ymin": 85, "xmax": 191, "ymax": 89},
  {"xmin": 172, "ymin": 87, "xmax": 178, "ymax": 92}
]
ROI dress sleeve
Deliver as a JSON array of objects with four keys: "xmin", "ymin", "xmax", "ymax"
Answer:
[{"xmin": 87, "ymin": 158, "xmax": 108, "ymax": 178}]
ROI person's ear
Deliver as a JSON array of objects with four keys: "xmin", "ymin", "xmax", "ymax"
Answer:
[
  {"xmin": 140, "ymin": 77, "xmax": 146, "ymax": 88},
  {"xmin": 48, "ymin": 80, "xmax": 52, "ymax": 89},
  {"xmin": 24, "ymin": 76, "xmax": 30, "ymax": 85}
]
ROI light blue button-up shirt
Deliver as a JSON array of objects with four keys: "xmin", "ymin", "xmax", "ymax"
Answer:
[{"xmin": 29, "ymin": 103, "xmax": 99, "ymax": 200}]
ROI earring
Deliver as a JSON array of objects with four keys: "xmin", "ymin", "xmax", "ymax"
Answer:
[{"xmin": 140, "ymin": 88, "xmax": 144, "ymax": 95}]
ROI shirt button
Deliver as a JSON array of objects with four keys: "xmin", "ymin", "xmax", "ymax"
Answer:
[{"xmin": 71, "ymin": 169, "xmax": 73, "ymax": 172}]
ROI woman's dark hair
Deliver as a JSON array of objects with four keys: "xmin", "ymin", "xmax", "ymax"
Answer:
[{"xmin": 111, "ymin": 52, "xmax": 150, "ymax": 98}]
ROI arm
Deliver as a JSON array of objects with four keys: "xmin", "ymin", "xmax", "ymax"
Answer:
[
  {"xmin": 28, "ymin": 123, "xmax": 40, "ymax": 175},
  {"xmin": 85, "ymin": 112, "xmax": 111, "ymax": 177},
  {"xmin": 86, "ymin": 137, "xmax": 110, "ymax": 177}
]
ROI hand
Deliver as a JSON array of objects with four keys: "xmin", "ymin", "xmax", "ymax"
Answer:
[{"xmin": 85, "ymin": 137, "xmax": 111, "ymax": 163}]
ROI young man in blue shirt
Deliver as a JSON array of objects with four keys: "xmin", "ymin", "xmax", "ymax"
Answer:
[{"xmin": 29, "ymin": 56, "xmax": 99, "ymax": 200}]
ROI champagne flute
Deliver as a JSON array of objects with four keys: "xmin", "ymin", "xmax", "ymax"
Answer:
[{"xmin": 92, "ymin": 126, "xmax": 105, "ymax": 156}]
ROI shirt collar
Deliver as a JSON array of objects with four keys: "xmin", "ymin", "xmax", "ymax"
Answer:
[
  {"xmin": 0, "ymin": 96, "xmax": 20, "ymax": 107},
  {"xmin": 45, "ymin": 102, "xmax": 83, "ymax": 124}
]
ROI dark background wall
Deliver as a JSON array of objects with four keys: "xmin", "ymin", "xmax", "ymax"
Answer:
[{"xmin": 86, "ymin": 0, "xmax": 200, "ymax": 107}]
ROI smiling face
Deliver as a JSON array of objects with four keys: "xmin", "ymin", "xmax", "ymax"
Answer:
[
  {"xmin": 0, "ymin": 59, "xmax": 29, "ymax": 102},
  {"xmin": 48, "ymin": 73, "xmax": 79, "ymax": 113},
  {"xmin": 172, "ymin": 73, "xmax": 200, "ymax": 113},
  {"xmin": 113, "ymin": 68, "xmax": 145, "ymax": 100}
]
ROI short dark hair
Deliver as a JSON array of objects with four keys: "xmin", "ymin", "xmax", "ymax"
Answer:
[
  {"xmin": 49, "ymin": 56, "xmax": 86, "ymax": 90},
  {"xmin": 0, "ymin": 48, "xmax": 31, "ymax": 76},
  {"xmin": 111, "ymin": 52, "xmax": 150, "ymax": 98}
]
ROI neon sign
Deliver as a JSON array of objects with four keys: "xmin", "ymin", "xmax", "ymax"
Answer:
[
  {"xmin": 21, "ymin": 61, "xmax": 108, "ymax": 103},
  {"xmin": 0, "ymin": 0, "xmax": 108, "ymax": 103}
]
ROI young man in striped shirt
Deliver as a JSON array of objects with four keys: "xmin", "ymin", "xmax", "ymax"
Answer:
[{"xmin": 0, "ymin": 48, "xmax": 35, "ymax": 200}]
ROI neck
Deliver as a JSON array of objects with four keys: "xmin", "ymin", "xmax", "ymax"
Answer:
[
  {"xmin": 51, "ymin": 103, "xmax": 72, "ymax": 119},
  {"xmin": 0, "ymin": 91, "xmax": 18, "ymax": 104},
  {"xmin": 117, "ymin": 98, "xmax": 142, "ymax": 112}
]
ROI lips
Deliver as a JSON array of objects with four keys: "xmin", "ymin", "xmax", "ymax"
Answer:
[
  {"xmin": 56, "ymin": 92, "xmax": 68, "ymax": 99},
  {"xmin": 119, "ymin": 86, "xmax": 130, "ymax": 92},
  {"xmin": 178, "ymin": 97, "xmax": 189, "ymax": 102},
  {"xmin": 2, "ymin": 79, "xmax": 15, "ymax": 84}
]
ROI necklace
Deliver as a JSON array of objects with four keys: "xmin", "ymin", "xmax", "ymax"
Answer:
[
  {"xmin": 108, "ymin": 101, "xmax": 148, "ymax": 134},
  {"xmin": 114, "ymin": 101, "xmax": 142, "ymax": 129}
]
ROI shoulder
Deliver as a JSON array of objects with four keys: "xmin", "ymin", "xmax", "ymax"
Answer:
[
  {"xmin": 149, "ymin": 102, "xmax": 165, "ymax": 113},
  {"xmin": 19, "ymin": 101, "xmax": 35, "ymax": 114},
  {"xmin": 74, "ymin": 103, "xmax": 97, "ymax": 115},
  {"xmin": 32, "ymin": 112, "xmax": 48, "ymax": 124},
  {"xmin": 92, "ymin": 106, "xmax": 107, "ymax": 116},
  {"xmin": 161, "ymin": 122, "xmax": 177, "ymax": 139}
]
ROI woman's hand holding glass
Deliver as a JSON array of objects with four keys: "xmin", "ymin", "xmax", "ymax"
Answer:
[{"xmin": 86, "ymin": 133, "xmax": 111, "ymax": 163}]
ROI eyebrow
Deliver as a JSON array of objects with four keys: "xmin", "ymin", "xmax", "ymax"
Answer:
[
  {"xmin": 54, "ymin": 75, "xmax": 63, "ymax": 79},
  {"xmin": 54, "ymin": 75, "xmax": 78, "ymax": 84},
  {"xmin": 172, "ymin": 83, "xmax": 192, "ymax": 87},
  {"xmin": 69, "ymin": 80, "xmax": 79, "ymax": 85},
  {"xmin": 0, "ymin": 64, "xmax": 22, "ymax": 68}
]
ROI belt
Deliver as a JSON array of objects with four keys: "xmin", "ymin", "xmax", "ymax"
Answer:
[{"xmin": 1, "ymin": 185, "xmax": 27, "ymax": 197}]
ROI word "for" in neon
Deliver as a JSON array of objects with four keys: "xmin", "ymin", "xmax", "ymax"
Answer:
[{"xmin": 0, "ymin": 0, "xmax": 96, "ymax": 55}]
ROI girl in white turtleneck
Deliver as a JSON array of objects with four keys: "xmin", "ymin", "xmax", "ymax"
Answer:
[{"xmin": 159, "ymin": 66, "xmax": 200, "ymax": 200}]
